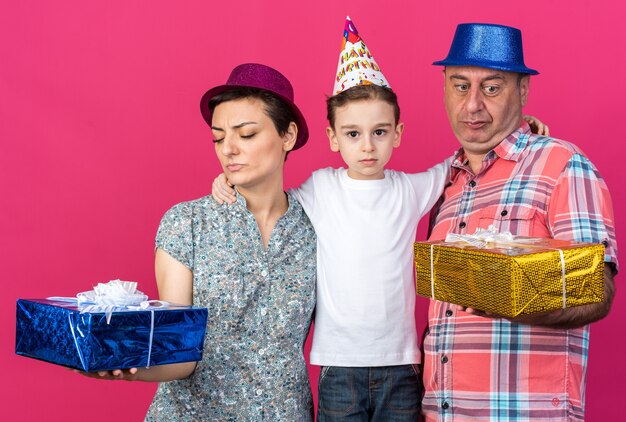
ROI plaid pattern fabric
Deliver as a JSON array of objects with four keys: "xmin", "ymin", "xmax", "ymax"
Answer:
[{"xmin": 422, "ymin": 123, "xmax": 618, "ymax": 422}]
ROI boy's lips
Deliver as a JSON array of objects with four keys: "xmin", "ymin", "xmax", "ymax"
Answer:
[{"xmin": 359, "ymin": 158, "xmax": 378, "ymax": 166}]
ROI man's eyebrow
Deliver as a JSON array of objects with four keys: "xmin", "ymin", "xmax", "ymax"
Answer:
[
  {"xmin": 481, "ymin": 75, "xmax": 506, "ymax": 82},
  {"xmin": 449, "ymin": 74, "xmax": 470, "ymax": 81},
  {"xmin": 448, "ymin": 74, "xmax": 505, "ymax": 82},
  {"xmin": 211, "ymin": 121, "xmax": 259, "ymax": 131}
]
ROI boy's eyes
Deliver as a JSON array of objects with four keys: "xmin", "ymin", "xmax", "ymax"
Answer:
[{"xmin": 344, "ymin": 129, "xmax": 387, "ymax": 138}]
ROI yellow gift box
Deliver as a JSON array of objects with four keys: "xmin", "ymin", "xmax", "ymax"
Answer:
[{"xmin": 414, "ymin": 237, "xmax": 605, "ymax": 317}]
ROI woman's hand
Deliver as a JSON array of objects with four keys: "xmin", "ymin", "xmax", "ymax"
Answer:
[
  {"xmin": 73, "ymin": 361, "xmax": 197, "ymax": 382},
  {"xmin": 73, "ymin": 367, "xmax": 141, "ymax": 381},
  {"xmin": 523, "ymin": 114, "xmax": 550, "ymax": 136},
  {"xmin": 73, "ymin": 250, "xmax": 197, "ymax": 383},
  {"xmin": 212, "ymin": 174, "xmax": 236, "ymax": 205}
]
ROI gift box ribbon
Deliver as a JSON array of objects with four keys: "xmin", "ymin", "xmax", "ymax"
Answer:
[
  {"xmin": 47, "ymin": 280, "xmax": 171, "ymax": 369},
  {"xmin": 430, "ymin": 226, "xmax": 568, "ymax": 310}
]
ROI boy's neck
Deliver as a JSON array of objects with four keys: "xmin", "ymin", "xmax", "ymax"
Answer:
[{"xmin": 346, "ymin": 168, "xmax": 386, "ymax": 180}]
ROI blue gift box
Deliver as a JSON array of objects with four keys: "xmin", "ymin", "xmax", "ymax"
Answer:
[{"xmin": 15, "ymin": 298, "xmax": 208, "ymax": 372}]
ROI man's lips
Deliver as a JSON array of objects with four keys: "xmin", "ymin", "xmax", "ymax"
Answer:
[{"xmin": 462, "ymin": 121, "xmax": 488, "ymax": 129}]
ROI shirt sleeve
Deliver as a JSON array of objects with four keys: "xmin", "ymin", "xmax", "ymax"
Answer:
[
  {"xmin": 288, "ymin": 173, "xmax": 316, "ymax": 219},
  {"xmin": 155, "ymin": 202, "xmax": 194, "ymax": 270},
  {"xmin": 406, "ymin": 156, "xmax": 452, "ymax": 217},
  {"xmin": 549, "ymin": 153, "xmax": 618, "ymax": 268}
]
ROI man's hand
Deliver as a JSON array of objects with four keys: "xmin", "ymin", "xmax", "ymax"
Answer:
[
  {"xmin": 451, "ymin": 304, "xmax": 498, "ymax": 318},
  {"xmin": 449, "ymin": 263, "xmax": 616, "ymax": 329}
]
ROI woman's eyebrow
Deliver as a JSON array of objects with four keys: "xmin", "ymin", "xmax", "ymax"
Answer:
[{"xmin": 211, "ymin": 121, "xmax": 258, "ymax": 131}]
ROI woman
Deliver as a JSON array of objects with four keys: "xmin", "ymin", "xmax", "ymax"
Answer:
[{"xmin": 88, "ymin": 63, "xmax": 317, "ymax": 421}]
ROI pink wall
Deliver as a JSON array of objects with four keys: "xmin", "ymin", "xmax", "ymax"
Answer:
[{"xmin": 2, "ymin": 1, "xmax": 624, "ymax": 420}]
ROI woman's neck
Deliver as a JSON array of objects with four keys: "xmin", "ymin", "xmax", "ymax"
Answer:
[
  {"xmin": 240, "ymin": 187, "xmax": 288, "ymax": 217},
  {"xmin": 237, "ymin": 183, "xmax": 289, "ymax": 249}
]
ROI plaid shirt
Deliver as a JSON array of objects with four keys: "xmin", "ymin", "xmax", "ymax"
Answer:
[{"xmin": 422, "ymin": 123, "xmax": 618, "ymax": 422}]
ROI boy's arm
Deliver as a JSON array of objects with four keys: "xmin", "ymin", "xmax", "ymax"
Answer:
[
  {"xmin": 288, "ymin": 173, "xmax": 316, "ymax": 217},
  {"xmin": 210, "ymin": 171, "xmax": 318, "ymax": 218},
  {"xmin": 406, "ymin": 157, "xmax": 453, "ymax": 217}
]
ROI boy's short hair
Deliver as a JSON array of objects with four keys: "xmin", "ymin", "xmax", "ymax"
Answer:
[{"xmin": 326, "ymin": 85, "xmax": 400, "ymax": 129}]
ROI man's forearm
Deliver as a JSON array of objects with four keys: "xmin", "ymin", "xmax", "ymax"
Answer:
[{"xmin": 509, "ymin": 263, "xmax": 616, "ymax": 329}]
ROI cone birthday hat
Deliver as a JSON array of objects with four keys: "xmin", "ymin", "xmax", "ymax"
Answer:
[{"xmin": 333, "ymin": 16, "xmax": 390, "ymax": 95}]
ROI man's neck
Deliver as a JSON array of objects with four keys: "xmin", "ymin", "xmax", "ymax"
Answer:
[{"xmin": 465, "ymin": 151, "xmax": 487, "ymax": 175}]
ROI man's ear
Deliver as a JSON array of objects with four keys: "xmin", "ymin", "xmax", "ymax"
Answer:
[
  {"xmin": 327, "ymin": 126, "xmax": 340, "ymax": 152},
  {"xmin": 283, "ymin": 122, "xmax": 298, "ymax": 152},
  {"xmin": 519, "ymin": 75, "xmax": 530, "ymax": 107}
]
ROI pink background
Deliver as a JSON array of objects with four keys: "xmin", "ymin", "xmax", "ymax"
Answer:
[{"xmin": 2, "ymin": 1, "xmax": 624, "ymax": 420}]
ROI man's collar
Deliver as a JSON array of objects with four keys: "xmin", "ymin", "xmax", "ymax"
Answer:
[
  {"xmin": 493, "ymin": 121, "xmax": 533, "ymax": 162},
  {"xmin": 450, "ymin": 121, "xmax": 533, "ymax": 177}
]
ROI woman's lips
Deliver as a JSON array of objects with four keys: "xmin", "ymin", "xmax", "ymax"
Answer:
[{"xmin": 226, "ymin": 164, "xmax": 243, "ymax": 171}]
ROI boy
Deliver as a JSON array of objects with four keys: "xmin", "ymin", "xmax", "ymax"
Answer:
[
  {"xmin": 214, "ymin": 17, "xmax": 447, "ymax": 421},
  {"xmin": 213, "ymin": 17, "xmax": 545, "ymax": 420}
]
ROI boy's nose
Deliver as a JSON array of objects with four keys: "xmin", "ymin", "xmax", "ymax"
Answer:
[{"xmin": 362, "ymin": 137, "xmax": 375, "ymax": 152}]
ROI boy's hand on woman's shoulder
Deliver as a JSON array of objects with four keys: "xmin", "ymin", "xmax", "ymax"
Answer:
[{"xmin": 212, "ymin": 174, "xmax": 236, "ymax": 205}]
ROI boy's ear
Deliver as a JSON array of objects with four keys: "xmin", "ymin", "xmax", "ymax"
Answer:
[
  {"xmin": 282, "ymin": 122, "xmax": 298, "ymax": 152},
  {"xmin": 327, "ymin": 126, "xmax": 340, "ymax": 152},
  {"xmin": 393, "ymin": 122, "xmax": 404, "ymax": 148}
]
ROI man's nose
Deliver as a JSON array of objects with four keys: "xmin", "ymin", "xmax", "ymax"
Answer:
[{"xmin": 465, "ymin": 87, "xmax": 485, "ymax": 113}]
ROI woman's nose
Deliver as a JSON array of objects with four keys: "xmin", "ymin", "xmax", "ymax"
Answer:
[{"xmin": 220, "ymin": 135, "xmax": 238, "ymax": 156}]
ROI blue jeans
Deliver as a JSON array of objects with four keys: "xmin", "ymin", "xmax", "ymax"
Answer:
[{"xmin": 317, "ymin": 365, "xmax": 423, "ymax": 421}]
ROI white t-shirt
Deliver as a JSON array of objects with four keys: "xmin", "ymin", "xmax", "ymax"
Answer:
[{"xmin": 290, "ymin": 160, "xmax": 449, "ymax": 367}]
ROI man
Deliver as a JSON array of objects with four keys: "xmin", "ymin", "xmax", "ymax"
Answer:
[{"xmin": 422, "ymin": 23, "xmax": 618, "ymax": 421}]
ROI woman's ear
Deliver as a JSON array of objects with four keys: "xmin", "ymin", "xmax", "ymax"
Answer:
[{"xmin": 283, "ymin": 122, "xmax": 298, "ymax": 152}]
